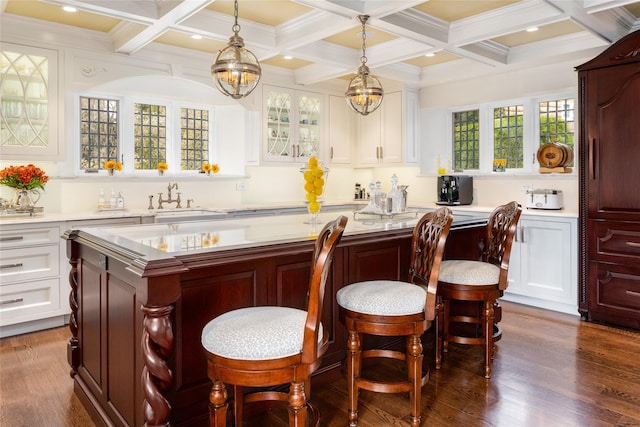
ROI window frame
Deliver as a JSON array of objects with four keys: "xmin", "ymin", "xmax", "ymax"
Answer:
[
  {"xmin": 445, "ymin": 91, "xmax": 576, "ymax": 175},
  {"xmin": 74, "ymin": 92, "xmax": 216, "ymax": 176}
]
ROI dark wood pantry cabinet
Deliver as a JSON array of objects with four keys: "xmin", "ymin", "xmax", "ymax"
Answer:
[{"xmin": 577, "ymin": 29, "xmax": 640, "ymax": 330}]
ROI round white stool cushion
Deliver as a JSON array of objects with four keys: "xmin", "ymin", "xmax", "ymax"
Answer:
[
  {"xmin": 438, "ymin": 260, "xmax": 500, "ymax": 285},
  {"xmin": 336, "ymin": 280, "xmax": 426, "ymax": 316},
  {"xmin": 201, "ymin": 306, "xmax": 323, "ymax": 360}
]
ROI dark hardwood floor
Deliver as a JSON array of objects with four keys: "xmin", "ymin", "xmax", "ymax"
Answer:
[{"xmin": 2, "ymin": 301, "xmax": 640, "ymax": 426}]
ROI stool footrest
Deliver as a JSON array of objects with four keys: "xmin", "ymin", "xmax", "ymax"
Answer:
[{"xmin": 362, "ymin": 349, "xmax": 406, "ymax": 362}]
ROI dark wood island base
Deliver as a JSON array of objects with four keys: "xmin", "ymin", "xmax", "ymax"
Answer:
[{"xmin": 63, "ymin": 210, "xmax": 486, "ymax": 426}]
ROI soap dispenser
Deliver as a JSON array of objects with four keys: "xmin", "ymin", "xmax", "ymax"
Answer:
[{"xmin": 98, "ymin": 188, "xmax": 106, "ymax": 209}]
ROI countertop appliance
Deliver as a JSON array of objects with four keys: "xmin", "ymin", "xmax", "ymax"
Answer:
[
  {"xmin": 526, "ymin": 189, "xmax": 563, "ymax": 210},
  {"xmin": 436, "ymin": 175, "xmax": 473, "ymax": 206}
]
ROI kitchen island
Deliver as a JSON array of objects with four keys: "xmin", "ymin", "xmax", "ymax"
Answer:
[{"xmin": 63, "ymin": 208, "xmax": 488, "ymax": 427}]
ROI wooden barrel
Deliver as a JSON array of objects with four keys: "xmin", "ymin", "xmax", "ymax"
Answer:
[{"xmin": 537, "ymin": 142, "xmax": 573, "ymax": 168}]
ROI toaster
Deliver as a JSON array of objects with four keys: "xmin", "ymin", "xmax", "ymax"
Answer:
[{"xmin": 526, "ymin": 189, "xmax": 563, "ymax": 210}]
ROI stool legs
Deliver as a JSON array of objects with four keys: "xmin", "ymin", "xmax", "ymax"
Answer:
[
  {"xmin": 346, "ymin": 330, "xmax": 361, "ymax": 427},
  {"xmin": 483, "ymin": 300, "xmax": 495, "ymax": 379},
  {"xmin": 209, "ymin": 380, "xmax": 228, "ymax": 427},
  {"xmin": 287, "ymin": 382, "xmax": 308, "ymax": 427},
  {"xmin": 406, "ymin": 334, "xmax": 423, "ymax": 427}
]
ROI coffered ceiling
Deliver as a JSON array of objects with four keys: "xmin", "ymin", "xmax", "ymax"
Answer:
[{"xmin": 2, "ymin": 0, "xmax": 640, "ymax": 87}]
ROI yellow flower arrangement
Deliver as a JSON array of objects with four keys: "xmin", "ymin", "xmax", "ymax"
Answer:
[
  {"xmin": 201, "ymin": 163, "xmax": 220, "ymax": 175},
  {"xmin": 303, "ymin": 156, "xmax": 325, "ymax": 214},
  {"xmin": 157, "ymin": 162, "xmax": 168, "ymax": 171},
  {"xmin": 104, "ymin": 160, "xmax": 122, "ymax": 172}
]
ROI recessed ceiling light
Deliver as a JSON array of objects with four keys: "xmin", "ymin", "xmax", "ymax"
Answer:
[
  {"xmin": 191, "ymin": 34, "xmax": 203, "ymax": 40},
  {"xmin": 526, "ymin": 27, "xmax": 539, "ymax": 32},
  {"xmin": 283, "ymin": 55, "xmax": 293, "ymax": 60},
  {"xmin": 425, "ymin": 53, "xmax": 435, "ymax": 57},
  {"xmin": 61, "ymin": 5, "xmax": 77, "ymax": 12}
]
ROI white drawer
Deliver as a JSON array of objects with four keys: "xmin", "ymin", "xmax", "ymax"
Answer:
[
  {"xmin": 0, "ymin": 225, "xmax": 60, "ymax": 249},
  {"xmin": 0, "ymin": 278, "xmax": 63, "ymax": 326},
  {"xmin": 0, "ymin": 245, "xmax": 59, "ymax": 285}
]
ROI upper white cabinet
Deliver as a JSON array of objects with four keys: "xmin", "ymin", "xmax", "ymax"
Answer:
[
  {"xmin": 263, "ymin": 85, "xmax": 322, "ymax": 163},
  {"xmin": 503, "ymin": 215, "xmax": 578, "ymax": 315},
  {"xmin": 327, "ymin": 95, "xmax": 354, "ymax": 165},
  {"xmin": 0, "ymin": 43, "xmax": 59, "ymax": 160},
  {"xmin": 357, "ymin": 91, "xmax": 403, "ymax": 165}
]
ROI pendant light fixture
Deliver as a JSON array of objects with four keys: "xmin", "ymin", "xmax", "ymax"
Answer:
[
  {"xmin": 211, "ymin": 0, "xmax": 261, "ymax": 99},
  {"xmin": 345, "ymin": 15, "xmax": 384, "ymax": 115}
]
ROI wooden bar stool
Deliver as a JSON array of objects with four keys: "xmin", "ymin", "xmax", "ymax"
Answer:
[
  {"xmin": 201, "ymin": 215, "xmax": 347, "ymax": 427},
  {"xmin": 336, "ymin": 208, "xmax": 453, "ymax": 426},
  {"xmin": 435, "ymin": 201, "xmax": 521, "ymax": 379}
]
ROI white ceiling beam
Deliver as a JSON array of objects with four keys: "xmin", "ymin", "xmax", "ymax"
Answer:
[
  {"xmin": 449, "ymin": 0, "xmax": 563, "ymax": 46},
  {"xmin": 275, "ymin": 10, "xmax": 353, "ymax": 51},
  {"xmin": 112, "ymin": 0, "xmax": 214, "ymax": 54},
  {"xmin": 545, "ymin": 0, "xmax": 635, "ymax": 41}
]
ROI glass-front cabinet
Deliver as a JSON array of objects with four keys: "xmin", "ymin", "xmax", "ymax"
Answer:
[
  {"xmin": 0, "ymin": 43, "xmax": 58, "ymax": 159},
  {"xmin": 263, "ymin": 85, "xmax": 321, "ymax": 162}
]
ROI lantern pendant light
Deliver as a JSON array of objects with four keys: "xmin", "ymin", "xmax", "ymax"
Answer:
[
  {"xmin": 345, "ymin": 15, "xmax": 384, "ymax": 115},
  {"xmin": 211, "ymin": 0, "xmax": 261, "ymax": 99}
]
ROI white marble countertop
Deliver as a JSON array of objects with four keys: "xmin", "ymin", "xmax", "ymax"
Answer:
[
  {"xmin": 0, "ymin": 200, "xmax": 577, "ymax": 226},
  {"xmin": 67, "ymin": 208, "xmax": 490, "ymax": 257}
]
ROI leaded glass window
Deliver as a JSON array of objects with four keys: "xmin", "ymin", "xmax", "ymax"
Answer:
[
  {"xmin": 79, "ymin": 96, "xmax": 119, "ymax": 170},
  {"xmin": 452, "ymin": 110, "xmax": 480, "ymax": 170},
  {"xmin": 134, "ymin": 103, "xmax": 166, "ymax": 170}
]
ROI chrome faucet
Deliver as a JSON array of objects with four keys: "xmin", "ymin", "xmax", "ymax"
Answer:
[{"xmin": 157, "ymin": 182, "xmax": 181, "ymax": 209}]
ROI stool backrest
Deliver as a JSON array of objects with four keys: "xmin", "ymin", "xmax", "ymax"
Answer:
[
  {"xmin": 483, "ymin": 201, "xmax": 522, "ymax": 290},
  {"xmin": 408, "ymin": 207, "xmax": 454, "ymax": 320},
  {"xmin": 303, "ymin": 215, "xmax": 348, "ymax": 363}
]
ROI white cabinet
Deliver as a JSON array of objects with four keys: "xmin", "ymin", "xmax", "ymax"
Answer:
[
  {"xmin": 263, "ymin": 85, "xmax": 322, "ymax": 163},
  {"xmin": 0, "ymin": 223, "xmax": 66, "ymax": 337},
  {"xmin": 503, "ymin": 215, "xmax": 578, "ymax": 315},
  {"xmin": 327, "ymin": 95, "xmax": 354, "ymax": 164},
  {"xmin": 0, "ymin": 216, "xmax": 144, "ymax": 338},
  {"xmin": 356, "ymin": 91, "xmax": 403, "ymax": 165},
  {"xmin": 0, "ymin": 42, "xmax": 59, "ymax": 159}
]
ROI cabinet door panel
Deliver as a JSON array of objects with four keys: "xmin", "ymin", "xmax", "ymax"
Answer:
[
  {"xmin": 348, "ymin": 241, "xmax": 405, "ymax": 283},
  {"xmin": 589, "ymin": 219, "xmax": 640, "ymax": 261},
  {"xmin": 78, "ymin": 256, "xmax": 105, "ymax": 393},
  {"xmin": 587, "ymin": 70, "xmax": 640, "ymax": 218},
  {"xmin": 107, "ymin": 274, "xmax": 136, "ymax": 426},
  {"xmin": 179, "ymin": 266, "xmax": 263, "ymax": 387},
  {"xmin": 519, "ymin": 219, "xmax": 574, "ymax": 303},
  {"xmin": 328, "ymin": 95, "xmax": 353, "ymax": 164},
  {"xmin": 588, "ymin": 261, "xmax": 640, "ymax": 329}
]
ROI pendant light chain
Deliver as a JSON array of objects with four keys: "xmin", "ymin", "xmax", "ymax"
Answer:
[
  {"xmin": 360, "ymin": 17, "xmax": 368, "ymax": 67},
  {"xmin": 232, "ymin": 0, "xmax": 240, "ymax": 36}
]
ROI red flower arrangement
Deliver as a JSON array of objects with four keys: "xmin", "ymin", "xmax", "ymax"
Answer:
[{"xmin": 0, "ymin": 164, "xmax": 49, "ymax": 190}]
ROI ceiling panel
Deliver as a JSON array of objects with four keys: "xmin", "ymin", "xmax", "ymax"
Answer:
[
  {"xmin": 492, "ymin": 20, "xmax": 585, "ymax": 47},
  {"xmin": 4, "ymin": 0, "xmax": 120, "ymax": 32},
  {"xmin": 205, "ymin": 0, "xmax": 313, "ymax": 26},
  {"xmin": 414, "ymin": 0, "xmax": 521, "ymax": 22}
]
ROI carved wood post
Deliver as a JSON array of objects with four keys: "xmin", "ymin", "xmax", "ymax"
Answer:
[
  {"xmin": 66, "ymin": 234, "xmax": 79, "ymax": 378},
  {"xmin": 141, "ymin": 304, "xmax": 174, "ymax": 427}
]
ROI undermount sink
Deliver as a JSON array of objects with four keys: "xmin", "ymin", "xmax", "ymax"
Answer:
[{"xmin": 151, "ymin": 208, "xmax": 227, "ymax": 222}]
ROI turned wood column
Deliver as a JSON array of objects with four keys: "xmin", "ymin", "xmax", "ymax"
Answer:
[
  {"xmin": 65, "ymin": 231, "xmax": 80, "ymax": 378},
  {"xmin": 141, "ymin": 304, "xmax": 174, "ymax": 427}
]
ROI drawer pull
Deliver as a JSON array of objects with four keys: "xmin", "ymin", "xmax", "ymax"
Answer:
[
  {"xmin": 626, "ymin": 241, "xmax": 640, "ymax": 248},
  {"xmin": 0, "ymin": 263, "xmax": 23, "ymax": 269},
  {"xmin": 627, "ymin": 290, "xmax": 640, "ymax": 298},
  {"xmin": 0, "ymin": 236, "xmax": 24, "ymax": 242},
  {"xmin": 0, "ymin": 298, "xmax": 24, "ymax": 305}
]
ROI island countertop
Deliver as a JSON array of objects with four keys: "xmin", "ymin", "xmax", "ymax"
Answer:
[{"xmin": 70, "ymin": 208, "xmax": 489, "ymax": 258}]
